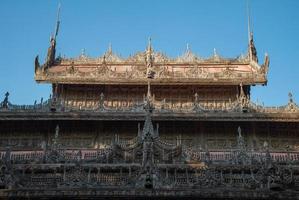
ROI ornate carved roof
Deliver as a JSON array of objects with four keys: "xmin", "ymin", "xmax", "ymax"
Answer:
[{"xmin": 34, "ymin": 42, "xmax": 269, "ymax": 85}]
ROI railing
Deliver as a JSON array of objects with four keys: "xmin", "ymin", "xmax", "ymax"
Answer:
[
  {"xmin": 1, "ymin": 94, "xmax": 298, "ymax": 114},
  {"xmin": 2, "ymin": 149, "xmax": 299, "ymax": 163}
]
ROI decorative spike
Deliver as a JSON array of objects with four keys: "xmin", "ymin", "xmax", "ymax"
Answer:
[
  {"xmin": 288, "ymin": 92, "xmax": 293, "ymax": 103},
  {"xmin": 146, "ymin": 37, "xmax": 155, "ymax": 79},
  {"xmin": 249, "ymin": 33, "xmax": 258, "ymax": 62},
  {"xmin": 247, "ymin": 0, "xmax": 252, "ymax": 49},
  {"xmin": 4, "ymin": 92, "xmax": 9, "ymax": 99},
  {"xmin": 186, "ymin": 43, "xmax": 190, "ymax": 53},
  {"xmin": 108, "ymin": 43, "xmax": 112, "ymax": 54},
  {"xmin": 54, "ymin": 3, "xmax": 61, "ymax": 39},
  {"xmin": 81, "ymin": 48, "xmax": 86, "ymax": 57},
  {"xmin": 213, "ymin": 48, "xmax": 217, "ymax": 57},
  {"xmin": 246, "ymin": 0, "xmax": 258, "ymax": 63},
  {"xmin": 34, "ymin": 55, "xmax": 40, "ymax": 73},
  {"xmin": 260, "ymin": 53, "xmax": 270, "ymax": 76},
  {"xmin": 45, "ymin": 4, "xmax": 61, "ymax": 68},
  {"xmin": 1, "ymin": 92, "xmax": 9, "ymax": 109},
  {"xmin": 147, "ymin": 37, "xmax": 152, "ymax": 52}
]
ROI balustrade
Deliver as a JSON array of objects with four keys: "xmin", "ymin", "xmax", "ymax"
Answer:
[{"xmin": 1, "ymin": 92, "xmax": 298, "ymax": 114}]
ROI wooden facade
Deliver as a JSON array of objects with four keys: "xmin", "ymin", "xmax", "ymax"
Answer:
[{"xmin": 1, "ymin": 18, "xmax": 299, "ymax": 199}]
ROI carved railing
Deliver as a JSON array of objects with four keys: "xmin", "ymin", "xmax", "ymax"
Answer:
[
  {"xmin": 1, "ymin": 93, "xmax": 298, "ymax": 114},
  {"xmin": 2, "ymin": 149, "xmax": 299, "ymax": 163}
]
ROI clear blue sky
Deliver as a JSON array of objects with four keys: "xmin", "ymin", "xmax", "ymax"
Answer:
[{"xmin": 0, "ymin": 0, "xmax": 298, "ymax": 106}]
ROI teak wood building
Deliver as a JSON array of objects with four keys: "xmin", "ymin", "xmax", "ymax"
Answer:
[{"xmin": 1, "ymin": 12, "xmax": 299, "ymax": 200}]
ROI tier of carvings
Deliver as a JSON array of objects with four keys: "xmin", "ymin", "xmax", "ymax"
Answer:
[
  {"xmin": 1, "ymin": 103, "xmax": 299, "ymax": 196},
  {"xmin": 1, "ymin": 91, "xmax": 298, "ymax": 114},
  {"xmin": 34, "ymin": 46, "xmax": 269, "ymax": 84}
]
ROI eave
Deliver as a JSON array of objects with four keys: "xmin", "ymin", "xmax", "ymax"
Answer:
[{"xmin": 0, "ymin": 111, "xmax": 298, "ymax": 122}]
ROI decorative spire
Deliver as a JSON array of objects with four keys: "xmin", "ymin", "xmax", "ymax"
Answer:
[
  {"xmin": 142, "ymin": 108, "xmax": 155, "ymax": 140},
  {"xmin": 34, "ymin": 55, "xmax": 40, "ymax": 73},
  {"xmin": 186, "ymin": 43, "xmax": 190, "ymax": 53},
  {"xmin": 147, "ymin": 37, "xmax": 152, "ymax": 53},
  {"xmin": 45, "ymin": 4, "xmax": 61, "ymax": 68},
  {"xmin": 288, "ymin": 92, "xmax": 293, "ymax": 103},
  {"xmin": 235, "ymin": 126, "xmax": 250, "ymax": 165},
  {"xmin": 108, "ymin": 42, "xmax": 112, "ymax": 54},
  {"xmin": 249, "ymin": 32, "xmax": 258, "ymax": 62},
  {"xmin": 247, "ymin": 0, "xmax": 252, "ymax": 48},
  {"xmin": 146, "ymin": 37, "xmax": 155, "ymax": 79},
  {"xmin": 286, "ymin": 92, "xmax": 299, "ymax": 112},
  {"xmin": 81, "ymin": 48, "xmax": 86, "ymax": 57},
  {"xmin": 54, "ymin": 3, "xmax": 61, "ymax": 40},
  {"xmin": 247, "ymin": 0, "xmax": 258, "ymax": 63},
  {"xmin": 260, "ymin": 53, "xmax": 270, "ymax": 76},
  {"xmin": 213, "ymin": 48, "xmax": 217, "ymax": 57},
  {"xmin": 1, "ymin": 92, "xmax": 9, "ymax": 109}
]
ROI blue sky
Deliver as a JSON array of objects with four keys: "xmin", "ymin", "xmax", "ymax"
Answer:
[{"xmin": 0, "ymin": 0, "xmax": 298, "ymax": 105}]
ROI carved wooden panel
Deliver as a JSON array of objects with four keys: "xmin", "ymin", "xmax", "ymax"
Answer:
[
  {"xmin": 1, "ymin": 121, "xmax": 299, "ymax": 152},
  {"xmin": 58, "ymin": 85, "xmax": 240, "ymax": 110}
]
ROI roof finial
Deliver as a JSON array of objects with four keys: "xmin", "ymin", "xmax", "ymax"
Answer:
[
  {"xmin": 213, "ymin": 48, "xmax": 217, "ymax": 57},
  {"xmin": 146, "ymin": 37, "xmax": 155, "ymax": 79},
  {"xmin": 147, "ymin": 37, "xmax": 152, "ymax": 52},
  {"xmin": 247, "ymin": 0, "xmax": 258, "ymax": 62},
  {"xmin": 1, "ymin": 92, "xmax": 9, "ymax": 109},
  {"xmin": 186, "ymin": 43, "xmax": 190, "ymax": 52},
  {"xmin": 247, "ymin": 0, "xmax": 252, "ymax": 48},
  {"xmin": 45, "ymin": 3, "xmax": 61, "ymax": 67},
  {"xmin": 108, "ymin": 42, "xmax": 112, "ymax": 54},
  {"xmin": 81, "ymin": 48, "xmax": 86, "ymax": 56},
  {"xmin": 288, "ymin": 92, "xmax": 293, "ymax": 103},
  {"xmin": 54, "ymin": 3, "xmax": 61, "ymax": 40}
]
